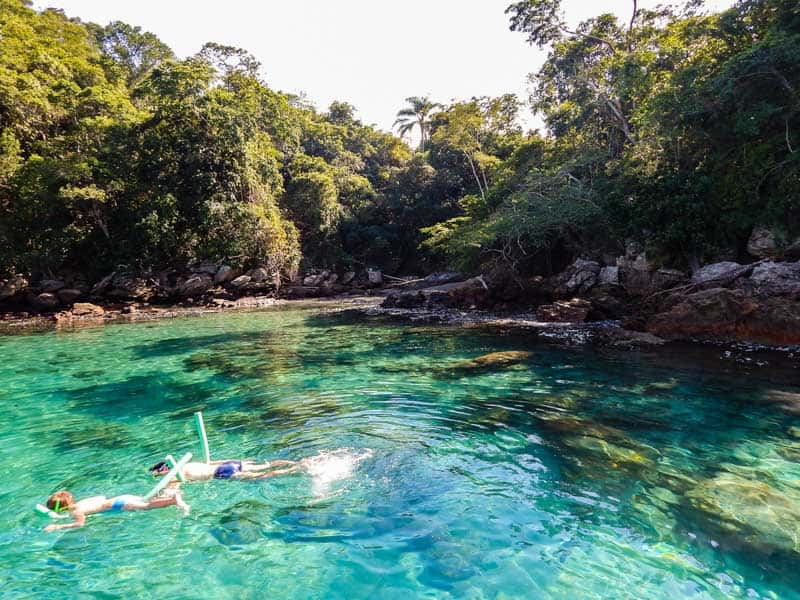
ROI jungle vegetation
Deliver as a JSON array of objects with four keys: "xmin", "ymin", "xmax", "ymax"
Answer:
[{"xmin": 0, "ymin": 0, "xmax": 797, "ymax": 281}]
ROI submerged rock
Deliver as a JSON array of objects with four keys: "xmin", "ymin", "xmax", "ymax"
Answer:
[
  {"xmin": 440, "ymin": 351, "xmax": 535, "ymax": 375},
  {"xmin": 687, "ymin": 471, "xmax": 800, "ymax": 555}
]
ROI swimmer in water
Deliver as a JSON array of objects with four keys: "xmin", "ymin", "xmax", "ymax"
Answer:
[
  {"xmin": 42, "ymin": 486, "xmax": 189, "ymax": 532},
  {"xmin": 148, "ymin": 458, "xmax": 304, "ymax": 482}
]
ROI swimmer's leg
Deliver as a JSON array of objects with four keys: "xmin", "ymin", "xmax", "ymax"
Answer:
[
  {"xmin": 234, "ymin": 465, "xmax": 302, "ymax": 480},
  {"xmin": 241, "ymin": 460, "xmax": 296, "ymax": 473}
]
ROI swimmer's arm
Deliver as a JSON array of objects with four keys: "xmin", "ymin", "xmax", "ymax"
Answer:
[
  {"xmin": 44, "ymin": 512, "xmax": 86, "ymax": 532},
  {"xmin": 173, "ymin": 490, "xmax": 190, "ymax": 515}
]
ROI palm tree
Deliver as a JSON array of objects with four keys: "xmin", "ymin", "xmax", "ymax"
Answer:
[{"xmin": 394, "ymin": 96, "xmax": 441, "ymax": 152}]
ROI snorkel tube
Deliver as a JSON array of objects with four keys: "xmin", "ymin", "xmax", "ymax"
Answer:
[
  {"xmin": 194, "ymin": 411, "xmax": 211, "ymax": 464},
  {"xmin": 143, "ymin": 452, "xmax": 192, "ymax": 500}
]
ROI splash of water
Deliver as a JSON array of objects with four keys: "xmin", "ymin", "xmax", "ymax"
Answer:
[{"xmin": 301, "ymin": 448, "xmax": 373, "ymax": 497}]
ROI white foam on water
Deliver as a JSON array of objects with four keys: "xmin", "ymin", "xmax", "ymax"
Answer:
[{"xmin": 302, "ymin": 448, "xmax": 373, "ymax": 497}]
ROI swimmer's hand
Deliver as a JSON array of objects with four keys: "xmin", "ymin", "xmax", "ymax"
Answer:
[{"xmin": 44, "ymin": 514, "xmax": 85, "ymax": 532}]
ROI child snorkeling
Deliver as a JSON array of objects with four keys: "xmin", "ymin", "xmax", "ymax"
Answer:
[
  {"xmin": 148, "ymin": 458, "xmax": 303, "ymax": 481},
  {"xmin": 43, "ymin": 485, "xmax": 189, "ymax": 532}
]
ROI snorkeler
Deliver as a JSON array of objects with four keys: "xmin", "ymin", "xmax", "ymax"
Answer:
[
  {"xmin": 148, "ymin": 458, "xmax": 303, "ymax": 481},
  {"xmin": 42, "ymin": 486, "xmax": 189, "ymax": 532}
]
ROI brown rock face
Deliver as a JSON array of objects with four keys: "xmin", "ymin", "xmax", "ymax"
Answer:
[
  {"xmin": 646, "ymin": 288, "xmax": 800, "ymax": 344},
  {"xmin": 536, "ymin": 298, "xmax": 592, "ymax": 323},
  {"xmin": 72, "ymin": 302, "xmax": 105, "ymax": 317}
]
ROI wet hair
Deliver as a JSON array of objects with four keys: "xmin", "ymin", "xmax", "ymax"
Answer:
[
  {"xmin": 149, "ymin": 461, "xmax": 169, "ymax": 476},
  {"xmin": 46, "ymin": 490, "xmax": 75, "ymax": 513}
]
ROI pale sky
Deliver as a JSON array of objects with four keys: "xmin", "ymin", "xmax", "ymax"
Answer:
[{"xmin": 36, "ymin": 1, "xmax": 734, "ymax": 135}]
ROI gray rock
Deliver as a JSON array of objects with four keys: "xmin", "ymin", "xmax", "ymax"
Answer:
[
  {"xmin": 559, "ymin": 259, "xmax": 601, "ymax": 294},
  {"xmin": 625, "ymin": 241, "xmax": 643, "ymax": 260},
  {"xmin": 230, "ymin": 275, "xmax": 251, "ymax": 288},
  {"xmin": 423, "ymin": 272, "xmax": 464, "ymax": 286},
  {"xmin": 691, "ymin": 262, "xmax": 743, "ymax": 284},
  {"xmin": 107, "ymin": 276, "xmax": 153, "ymax": 300},
  {"xmin": 341, "ymin": 271, "xmax": 356, "ymax": 285},
  {"xmin": 652, "ymin": 268, "xmax": 687, "ymax": 291},
  {"xmin": 303, "ymin": 273, "xmax": 327, "ymax": 286},
  {"xmin": 747, "ymin": 226, "xmax": 778, "ymax": 258},
  {"xmin": 249, "ymin": 267, "xmax": 269, "ymax": 283},
  {"xmin": 749, "ymin": 261, "xmax": 800, "ymax": 295},
  {"xmin": 632, "ymin": 253, "xmax": 650, "ymax": 272},
  {"xmin": 367, "ymin": 269, "xmax": 383, "ymax": 285},
  {"xmin": 0, "ymin": 275, "xmax": 28, "ymax": 302},
  {"xmin": 598, "ymin": 266, "xmax": 619, "ymax": 286},
  {"xmin": 214, "ymin": 265, "xmax": 234, "ymax": 285},
  {"xmin": 176, "ymin": 275, "xmax": 213, "ymax": 298},
  {"xmin": 192, "ymin": 262, "xmax": 219, "ymax": 275},
  {"xmin": 326, "ymin": 273, "xmax": 339, "ymax": 285},
  {"xmin": 56, "ymin": 288, "xmax": 82, "ymax": 304},
  {"xmin": 40, "ymin": 279, "xmax": 65, "ymax": 293}
]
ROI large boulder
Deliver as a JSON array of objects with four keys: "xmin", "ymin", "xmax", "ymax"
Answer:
[
  {"xmin": 107, "ymin": 276, "xmax": 154, "ymax": 300},
  {"xmin": 747, "ymin": 226, "xmax": 778, "ymax": 258},
  {"xmin": 176, "ymin": 275, "xmax": 213, "ymax": 298},
  {"xmin": 536, "ymin": 298, "xmax": 592, "ymax": 323},
  {"xmin": 192, "ymin": 261, "xmax": 218, "ymax": 275},
  {"xmin": 690, "ymin": 262, "xmax": 744, "ymax": 285},
  {"xmin": 249, "ymin": 267, "xmax": 269, "ymax": 283},
  {"xmin": 341, "ymin": 271, "xmax": 356, "ymax": 285},
  {"xmin": 303, "ymin": 273, "xmax": 327, "ymax": 286},
  {"xmin": 554, "ymin": 259, "xmax": 601, "ymax": 295},
  {"xmin": 748, "ymin": 261, "xmax": 800, "ymax": 296},
  {"xmin": 31, "ymin": 292, "xmax": 60, "ymax": 312},
  {"xmin": 214, "ymin": 265, "xmax": 235, "ymax": 285},
  {"xmin": 229, "ymin": 275, "xmax": 251, "ymax": 288},
  {"xmin": 646, "ymin": 287, "xmax": 800, "ymax": 344},
  {"xmin": 597, "ymin": 266, "xmax": 619, "ymax": 286},
  {"xmin": 56, "ymin": 288, "xmax": 82, "ymax": 304}
]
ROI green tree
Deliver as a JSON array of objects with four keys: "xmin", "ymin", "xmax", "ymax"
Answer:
[{"xmin": 393, "ymin": 96, "xmax": 441, "ymax": 151}]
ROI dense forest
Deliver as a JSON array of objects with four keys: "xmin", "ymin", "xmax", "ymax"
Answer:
[{"xmin": 0, "ymin": 0, "xmax": 798, "ymax": 285}]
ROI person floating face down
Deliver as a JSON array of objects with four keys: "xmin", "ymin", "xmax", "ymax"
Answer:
[
  {"xmin": 148, "ymin": 458, "xmax": 304, "ymax": 482},
  {"xmin": 42, "ymin": 486, "xmax": 189, "ymax": 532}
]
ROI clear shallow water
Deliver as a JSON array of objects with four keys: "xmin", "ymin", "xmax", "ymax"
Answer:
[{"xmin": 1, "ymin": 304, "xmax": 800, "ymax": 599}]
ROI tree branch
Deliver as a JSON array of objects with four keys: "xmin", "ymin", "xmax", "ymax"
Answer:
[{"xmin": 627, "ymin": 0, "xmax": 638, "ymax": 52}]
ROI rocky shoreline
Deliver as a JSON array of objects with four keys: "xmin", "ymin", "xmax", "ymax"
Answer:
[{"xmin": 2, "ymin": 251, "xmax": 800, "ymax": 351}]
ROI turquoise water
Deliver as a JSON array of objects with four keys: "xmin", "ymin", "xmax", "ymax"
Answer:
[{"xmin": 2, "ymin": 303, "xmax": 800, "ymax": 599}]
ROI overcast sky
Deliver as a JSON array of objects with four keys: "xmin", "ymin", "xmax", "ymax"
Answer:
[{"xmin": 36, "ymin": 1, "xmax": 734, "ymax": 134}]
